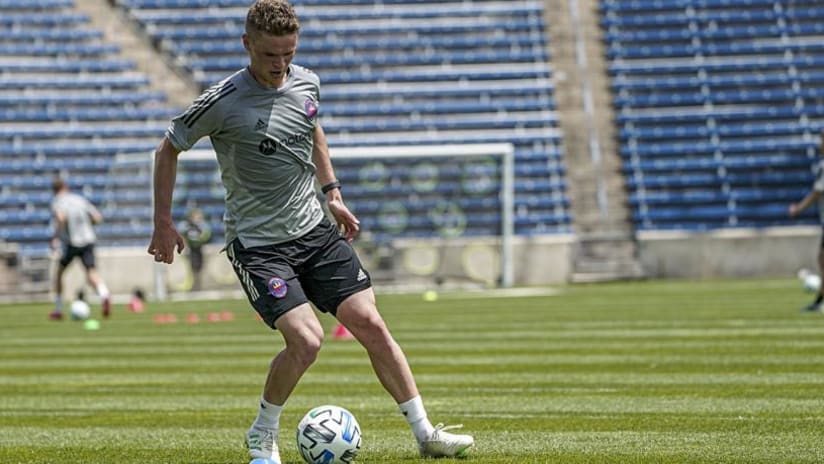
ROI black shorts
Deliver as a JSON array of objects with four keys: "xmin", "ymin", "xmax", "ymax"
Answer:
[
  {"xmin": 225, "ymin": 218, "xmax": 372, "ymax": 328},
  {"xmin": 60, "ymin": 244, "xmax": 96, "ymax": 269}
]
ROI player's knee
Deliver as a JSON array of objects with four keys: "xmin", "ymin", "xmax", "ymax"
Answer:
[
  {"xmin": 287, "ymin": 332, "xmax": 323, "ymax": 367},
  {"xmin": 348, "ymin": 314, "xmax": 394, "ymax": 352},
  {"xmin": 351, "ymin": 310, "xmax": 388, "ymax": 336}
]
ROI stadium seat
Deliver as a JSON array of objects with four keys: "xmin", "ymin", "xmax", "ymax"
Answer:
[
  {"xmin": 0, "ymin": 0, "xmax": 174, "ymax": 253},
  {"xmin": 602, "ymin": 0, "xmax": 824, "ymax": 230},
  {"xmin": 117, "ymin": 0, "xmax": 569, "ymax": 237},
  {"xmin": 0, "ymin": 0, "xmax": 570, "ymax": 256}
]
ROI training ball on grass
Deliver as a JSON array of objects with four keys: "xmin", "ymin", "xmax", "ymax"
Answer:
[
  {"xmin": 798, "ymin": 268, "xmax": 822, "ymax": 293},
  {"xmin": 297, "ymin": 405, "xmax": 361, "ymax": 464},
  {"xmin": 70, "ymin": 299, "xmax": 91, "ymax": 320}
]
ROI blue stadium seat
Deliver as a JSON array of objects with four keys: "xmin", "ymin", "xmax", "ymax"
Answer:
[
  {"xmin": 121, "ymin": 0, "xmax": 470, "ymax": 6},
  {"xmin": 131, "ymin": 3, "xmax": 543, "ymax": 24},
  {"xmin": 149, "ymin": 17, "xmax": 542, "ymax": 41},
  {"xmin": 0, "ymin": 0, "xmax": 571, "ymax": 253},
  {"xmin": 3, "ymin": 28, "xmax": 102, "ymax": 41},
  {"xmin": 603, "ymin": 0, "xmax": 824, "ymax": 230},
  {"xmin": 0, "ymin": 124, "xmax": 167, "ymax": 140},
  {"xmin": 173, "ymin": 34, "xmax": 545, "ymax": 55},
  {"xmin": 0, "ymin": 0, "xmax": 73, "ymax": 8},
  {"xmin": 188, "ymin": 49, "xmax": 546, "ymax": 73},
  {"xmin": 0, "ymin": 75, "xmax": 149, "ymax": 90},
  {"xmin": 0, "ymin": 140, "xmax": 158, "ymax": 157},
  {"xmin": 0, "ymin": 12, "xmax": 87, "ymax": 26},
  {"xmin": 0, "ymin": 0, "xmax": 187, "ymax": 256},
  {"xmin": 0, "ymin": 107, "xmax": 178, "ymax": 122},
  {"xmin": 1, "ymin": 59, "xmax": 135, "ymax": 73},
  {"xmin": 0, "ymin": 91, "xmax": 166, "ymax": 106},
  {"xmin": 0, "ymin": 43, "xmax": 119, "ymax": 56}
]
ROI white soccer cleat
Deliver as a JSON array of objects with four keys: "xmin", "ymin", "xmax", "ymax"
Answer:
[
  {"xmin": 245, "ymin": 427, "xmax": 281, "ymax": 463},
  {"xmin": 419, "ymin": 423, "xmax": 474, "ymax": 458}
]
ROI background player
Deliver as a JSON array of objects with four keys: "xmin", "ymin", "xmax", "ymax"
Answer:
[
  {"xmin": 178, "ymin": 207, "xmax": 212, "ymax": 291},
  {"xmin": 789, "ymin": 133, "xmax": 824, "ymax": 312},
  {"xmin": 49, "ymin": 176, "xmax": 111, "ymax": 320}
]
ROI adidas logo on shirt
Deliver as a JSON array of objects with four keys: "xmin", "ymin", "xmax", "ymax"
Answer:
[
  {"xmin": 357, "ymin": 269, "xmax": 367, "ymax": 281},
  {"xmin": 254, "ymin": 118, "xmax": 267, "ymax": 131}
]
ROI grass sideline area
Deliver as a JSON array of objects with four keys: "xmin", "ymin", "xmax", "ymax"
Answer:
[{"xmin": 2, "ymin": 278, "xmax": 824, "ymax": 463}]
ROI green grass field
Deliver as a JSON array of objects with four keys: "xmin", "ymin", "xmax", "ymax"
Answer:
[{"xmin": 2, "ymin": 278, "xmax": 824, "ymax": 464}]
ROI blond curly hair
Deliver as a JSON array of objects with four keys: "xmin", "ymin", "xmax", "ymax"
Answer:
[{"xmin": 246, "ymin": 0, "xmax": 300, "ymax": 37}]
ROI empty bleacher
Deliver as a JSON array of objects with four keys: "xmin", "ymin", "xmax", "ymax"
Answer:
[
  {"xmin": 0, "ymin": 0, "xmax": 179, "ymax": 257},
  {"xmin": 602, "ymin": 0, "xmax": 824, "ymax": 230},
  {"xmin": 1, "ymin": 0, "xmax": 568, "ymax": 288},
  {"xmin": 116, "ymin": 0, "xmax": 571, "ymax": 239}
]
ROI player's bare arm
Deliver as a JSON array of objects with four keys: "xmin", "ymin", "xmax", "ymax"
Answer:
[
  {"xmin": 51, "ymin": 210, "xmax": 66, "ymax": 250},
  {"xmin": 312, "ymin": 124, "xmax": 360, "ymax": 241},
  {"xmin": 88, "ymin": 205, "xmax": 103, "ymax": 225},
  {"xmin": 790, "ymin": 190, "xmax": 822, "ymax": 217},
  {"xmin": 148, "ymin": 136, "xmax": 186, "ymax": 263}
]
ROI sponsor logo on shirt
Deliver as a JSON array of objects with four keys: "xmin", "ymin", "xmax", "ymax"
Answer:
[
  {"xmin": 259, "ymin": 138, "xmax": 279, "ymax": 156},
  {"xmin": 257, "ymin": 129, "xmax": 313, "ymax": 156}
]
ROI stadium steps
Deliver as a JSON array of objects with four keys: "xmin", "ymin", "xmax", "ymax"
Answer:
[
  {"xmin": 73, "ymin": 0, "xmax": 196, "ymax": 108},
  {"xmin": 0, "ymin": 241, "xmax": 20, "ymax": 295},
  {"xmin": 545, "ymin": 0, "xmax": 645, "ymax": 281},
  {"xmin": 16, "ymin": 255, "xmax": 52, "ymax": 294},
  {"xmin": 569, "ymin": 231, "xmax": 646, "ymax": 283}
]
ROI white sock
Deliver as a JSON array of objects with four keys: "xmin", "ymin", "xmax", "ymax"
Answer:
[
  {"xmin": 55, "ymin": 296, "xmax": 63, "ymax": 312},
  {"xmin": 399, "ymin": 395, "xmax": 435, "ymax": 442},
  {"xmin": 96, "ymin": 283, "xmax": 110, "ymax": 300},
  {"xmin": 252, "ymin": 397, "xmax": 282, "ymax": 431}
]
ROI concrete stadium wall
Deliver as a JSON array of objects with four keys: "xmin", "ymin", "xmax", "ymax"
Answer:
[
  {"xmin": 637, "ymin": 226, "xmax": 820, "ymax": 279},
  {"xmin": 57, "ymin": 235, "xmax": 576, "ymax": 300},
  {"xmin": 55, "ymin": 226, "xmax": 816, "ymax": 300}
]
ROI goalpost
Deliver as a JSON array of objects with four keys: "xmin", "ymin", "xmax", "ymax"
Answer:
[{"xmin": 138, "ymin": 143, "xmax": 515, "ymax": 299}]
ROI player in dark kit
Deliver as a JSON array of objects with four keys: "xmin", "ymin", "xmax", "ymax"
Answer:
[
  {"xmin": 146, "ymin": 1, "xmax": 474, "ymax": 462},
  {"xmin": 789, "ymin": 133, "xmax": 824, "ymax": 312},
  {"xmin": 178, "ymin": 208, "xmax": 212, "ymax": 291}
]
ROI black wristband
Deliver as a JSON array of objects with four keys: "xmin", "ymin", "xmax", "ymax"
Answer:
[{"xmin": 321, "ymin": 180, "xmax": 341, "ymax": 194}]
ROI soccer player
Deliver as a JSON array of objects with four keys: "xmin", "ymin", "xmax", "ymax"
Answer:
[
  {"xmin": 50, "ymin": 177, "xmax": 111, "ymax": 320},
  {"xmin": 146, "ymin": 1, "xmax": 474, "ymax": 462},
  {"xmin": 789, "ymin": 133, "xmax": 824, "ymax": 312},
  {"xmin": 178, "ymin": 208, "xmax": 212, "ymax": 291}
]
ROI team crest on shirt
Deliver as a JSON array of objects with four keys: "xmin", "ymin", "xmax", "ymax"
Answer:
[
  {"xmin": 304, "ymin": 98, "xmax": 318, "ymax": 120},
  {"xmin": 267, "ymin": 277, "xmax": 288, "ymax": 298}
]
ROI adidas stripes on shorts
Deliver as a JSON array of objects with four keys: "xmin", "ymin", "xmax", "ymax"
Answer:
[{"xmin": 225, "ymin": 218, "xmax": 372, "ymax": 328}]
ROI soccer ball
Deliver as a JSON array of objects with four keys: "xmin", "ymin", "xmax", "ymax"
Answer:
[
  {"xmin": 70, "ymin": 299, "xmax": 91, "ymax": 320},
  {"xmin": 296, "ymin": 405, "xmax": 361, "ymax": 464},
  {"xmin": 798, "ymin": 268, "xmax": 822, "ymax": 293}
]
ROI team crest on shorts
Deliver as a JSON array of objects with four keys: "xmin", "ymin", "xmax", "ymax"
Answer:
[{"xmin": 267, "ymin": 277, "xmax": 288, "ymax": 298}]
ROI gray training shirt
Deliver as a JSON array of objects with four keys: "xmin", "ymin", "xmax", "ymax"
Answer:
[
  {"xmin": 52, "ymin": 192, "xmax": 98, "ymax": 247},
  {"xmin": 166, "ymin": 65, "xmax": 325, "ymax": 248}
]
